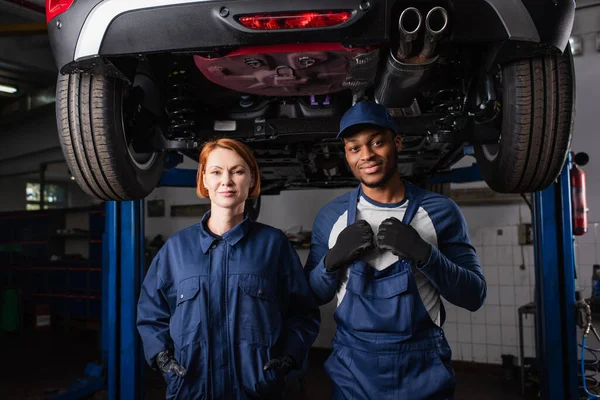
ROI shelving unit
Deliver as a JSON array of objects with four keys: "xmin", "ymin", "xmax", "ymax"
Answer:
[{"xmin": 0, "ymin": 204, "xmax": 105, "ymax": 332}]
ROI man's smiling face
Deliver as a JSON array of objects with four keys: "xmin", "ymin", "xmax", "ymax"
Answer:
[{"xmin": 343, "ymin": 125, "xmax": 402, "ymax": 189}]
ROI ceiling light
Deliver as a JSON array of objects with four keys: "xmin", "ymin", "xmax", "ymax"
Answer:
[{"xmin": 0, "ymin": 84, "xmax": 17, "ymax": 94}]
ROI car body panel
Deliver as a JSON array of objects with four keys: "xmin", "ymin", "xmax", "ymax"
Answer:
[{"xmin": 48, "ymin": 0, "xmax": 575, "ymax": 74}]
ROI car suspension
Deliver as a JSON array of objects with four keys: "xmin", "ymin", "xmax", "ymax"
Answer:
[{"xmin": 165, "ymin": 62, "xmax": 197, "ymax": 139}]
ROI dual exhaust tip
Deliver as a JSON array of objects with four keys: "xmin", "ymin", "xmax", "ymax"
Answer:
[{"xmin": 397, "ymin": 6, "xmax": 449, "ymax": 61}]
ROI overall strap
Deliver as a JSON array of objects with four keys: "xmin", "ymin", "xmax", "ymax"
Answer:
[
  {"xmin": 402, "ymin": 183, "xmax": 425, "ymax": 225},
  {"xmin": 346, "ymin": 185, "xmax": 361, "ymax": 225}
]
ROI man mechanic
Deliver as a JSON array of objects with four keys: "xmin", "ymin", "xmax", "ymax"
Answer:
[{"xmin": 305, "ymin": 101, "xmax": 487, "ymax": 399}]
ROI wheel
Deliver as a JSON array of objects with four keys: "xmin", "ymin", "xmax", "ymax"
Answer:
[
  {"xmin": 474, "ymin": 46, "xmax": 574, "ymax": 193},
  {"xmin": 245, "ymin": 196, "xmax": 261, "ymax": 221},
  {"xmin": 56, "ymin": 72, "xmax": 165, "ymax": 201}
]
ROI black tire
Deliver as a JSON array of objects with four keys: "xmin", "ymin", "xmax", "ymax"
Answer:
[
  {"xmin": 56, "ymin": 73, "xmax": 165, "ymax": 201},
  {"xmin": 474, "ymin": 47, "xmax": 574, "ymax": 193}
]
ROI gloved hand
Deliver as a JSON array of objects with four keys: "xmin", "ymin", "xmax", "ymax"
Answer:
[
  {"xmin": 324, "ymin": 220, "xmax": 375, "ymax": 272},
  {"xmin": 263, "ymin": 355, "xmax": 297, "ymax": 375},
  {"xmin": 377, "ymin": 217, "xmax": 431, "ymax": 265},
  {"xmin": 156, "ymin": 349, "xmax": 187, "ymax": 377}
]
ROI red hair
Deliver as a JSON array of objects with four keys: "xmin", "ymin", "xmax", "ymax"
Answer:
[{"xmin": 196, "ymin": 138, "xmax": 261, "ymax": 198}]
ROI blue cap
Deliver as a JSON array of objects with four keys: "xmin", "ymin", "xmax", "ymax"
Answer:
[{"xmin": 337, "ymin": 102, "xmax": 398, "ymax": 139}]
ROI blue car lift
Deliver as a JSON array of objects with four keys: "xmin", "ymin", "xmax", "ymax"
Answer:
[
  {"xmin": 96, "ymin": 154, "xmax": 578, "ymax": 399},
  {"xmin": 532, "ymin": 152, "xmax": 578, "ymax": 400},
  {"xmin": 101, "ymin": 200, "xmax": 146, "ymax": 400}
]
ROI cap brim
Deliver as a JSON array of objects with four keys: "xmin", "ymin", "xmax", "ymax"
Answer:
[{"xmin": 337, "ymin": 120, "xmax": 397, "ymax": 139}]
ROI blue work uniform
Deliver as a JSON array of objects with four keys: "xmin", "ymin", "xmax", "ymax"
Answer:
[
  {"xmin": 137, "ymin": 212, "xmax": 320, "ymax": 400},
  {"xmin": 306, "ymin": 183, "xmax": 486, "ymax": 399}
]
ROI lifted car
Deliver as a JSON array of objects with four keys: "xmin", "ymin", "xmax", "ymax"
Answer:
[{"xmin": 46, "ymin": 0, "xmax": 576, "ymax": 200}]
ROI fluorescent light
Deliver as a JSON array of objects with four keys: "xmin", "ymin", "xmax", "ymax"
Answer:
[{"xmin": 0, "ymin": 84, "xmax": 17, "ymax": 94}]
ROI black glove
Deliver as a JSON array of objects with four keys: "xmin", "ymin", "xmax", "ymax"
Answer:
[
  {"xmin": 263, "ymin": 355, "xmax": 297, "ymax": 375},
  {"xmin": 156, "ymin": 349, "xmax": 187, "ymax": 377},
  {"xmin": 324, "ymin": 220, "xmax": 375, "ymax": 272},
  {"xmin": 377, "ymin": 217, "xmax": 431, "ymax": 265}
]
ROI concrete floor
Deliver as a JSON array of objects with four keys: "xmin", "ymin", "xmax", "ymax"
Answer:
[{"xmin": 1, "ymin": 330, "xmax": 536, "ymax": 400}]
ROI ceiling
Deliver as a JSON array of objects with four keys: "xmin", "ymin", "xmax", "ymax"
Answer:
[{"xmin": 0, "ymin": 0, "xmax": 56, "ymax": 118}]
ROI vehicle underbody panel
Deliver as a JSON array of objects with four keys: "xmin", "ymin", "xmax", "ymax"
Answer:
[{"xmin": 193, "ymin": 44, "xmax": 377, "ymax": 97}]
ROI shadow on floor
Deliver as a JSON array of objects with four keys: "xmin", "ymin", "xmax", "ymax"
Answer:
[{"xmin": 1, "ymin": 331, "xmax": 535, "ymax": 400}]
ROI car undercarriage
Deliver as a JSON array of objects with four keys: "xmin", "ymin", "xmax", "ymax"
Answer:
[
  {"xmin": 48, "ymin": 0, "xmax": 576, "ymax": 200},
  {"xmin": 120, "ymin": 6, "xmax": 500, "ymax": 194}
]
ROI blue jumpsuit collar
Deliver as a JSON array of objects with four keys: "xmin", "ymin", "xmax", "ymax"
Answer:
[{"xmin": 199, "ymin": 210, "xmax": 252, "ymax": 253}]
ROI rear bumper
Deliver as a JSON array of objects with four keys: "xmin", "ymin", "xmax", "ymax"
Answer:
[
  {"xmin": 48, "ymin": 0, "xmax": 574, "ymax": 74},
  {"xmin": 49, "ymin": 0, "xmax": 388, "ymax": 73}
]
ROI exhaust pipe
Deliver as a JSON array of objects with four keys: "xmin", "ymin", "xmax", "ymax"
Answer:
[
  {"xmin": 396, "ymin": 7, "xmax": 422, "ymax": 60},
  {"xmin": 420, "ymin": 6, "xmax": 449, "ymax": 60},
  {"xmin": 375, "ymin": 6, "xmax": 449, "ymax": 108}
]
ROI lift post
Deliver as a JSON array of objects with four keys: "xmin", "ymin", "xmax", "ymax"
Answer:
[
  {"xmin": 103, "ymin": 200, "xmax": 145, "ymax": 400},
  {"xmin": 533, "ymin": 154, "xmax": 579, "ymax": 399},
  {"xmin": 101, "ymin": 165, "xmax": 195, "ymax": 400}
]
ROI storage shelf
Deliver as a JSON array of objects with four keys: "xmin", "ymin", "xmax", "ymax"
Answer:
[
  {"xmin": 32, "ymin": 293, "xmax": 101, "ymax": 300},
  {"xmin": 0, "ymin": 241, "xmax": 48, "ymax": 245},
  {"xmin": 0, "ymin": 204, "xmax": 106, "ymax": 326},
  {"xmin": 0, "ymin": 266, "xmax": 101, "ymax": 272}
]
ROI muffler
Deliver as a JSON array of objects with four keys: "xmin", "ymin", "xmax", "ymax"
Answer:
[{"xmin": 375, "ymin": 6, "xmax": 449, "ymax": 108}]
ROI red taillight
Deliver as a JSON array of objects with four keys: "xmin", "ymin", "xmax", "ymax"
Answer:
[
  {"xmin": 46, "ymin": 0, "xmax": 75, "ymax": 24},
  {"xmin": 238, "ymin": 11, "xmax": 352, "ymax": 30}
]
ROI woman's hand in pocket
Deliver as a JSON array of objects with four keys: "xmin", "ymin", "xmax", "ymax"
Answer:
[{"xmin": 263, "ymin": 354, "xmax": 296, "ymax": 376}]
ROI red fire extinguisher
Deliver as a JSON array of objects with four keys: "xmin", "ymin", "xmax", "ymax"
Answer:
[{"xmin": 571, "ymin": 152, "xmax": 589, "ymax": 236}]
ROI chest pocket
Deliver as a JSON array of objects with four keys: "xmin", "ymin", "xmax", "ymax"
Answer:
[
  {"xmin": 174, "ymin": 276, "xmax": 202, "ymax": 336},
  {"xmin": 338, "ymin": 267, "xmax": 414, "ymax": 338},
  {"xmin": 237, "ymin": 274, "xmax": 280, "ymax": 344}
]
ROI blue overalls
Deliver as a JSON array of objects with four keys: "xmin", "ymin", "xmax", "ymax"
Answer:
[
  {"xmin": 324, "ymin": 188, "xmax": 456, "ymax": 400},
  {"xmin": 137, "ymin": 213, "xmax": 320, "ymax": 400}
]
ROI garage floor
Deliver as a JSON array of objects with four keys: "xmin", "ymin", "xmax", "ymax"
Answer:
[{"xmin": 2, "ymin": 330, "xmax": 535, "ymax": 400}]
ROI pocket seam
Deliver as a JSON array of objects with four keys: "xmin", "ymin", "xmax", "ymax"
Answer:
[
  {"xmin": 177, "ymin": 285, "xmax": 200, "ymax": 306},
  {"xmin": 176, "ymin": 276, "xmax": 200, "ymax": 306},
  {"xmin": 175, "ymin": 277, "xmax": 202, "ymax": 336},
  {"xmin": 238, "ymin": 274, "xmax": 277, "ymax": 302},
  {"xmin": 434, "ymin": 347, "xmax": 455, "ymax": 380}
]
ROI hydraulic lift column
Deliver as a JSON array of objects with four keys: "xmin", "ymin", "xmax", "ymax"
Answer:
[
  {"xmin": 532, "ymin": 154, "xmax": 579, "ymax": 399},
  {"xmin": 103, "ymin": 200, "xmax": 145, "ymax": 400}
]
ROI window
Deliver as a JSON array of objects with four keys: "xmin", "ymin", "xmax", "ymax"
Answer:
[{"xmin": 26, "ymin": 183, "xmax": 67, "ymax": 210}]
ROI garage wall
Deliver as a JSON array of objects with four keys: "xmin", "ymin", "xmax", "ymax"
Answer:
[
  {"xmin": 0, "ymin": 177, "xmax": 27, "ymax": 211},
  {"xmin": 445, "ymin": 205, "xmax": 535, "ymax": 364},
  {"xmin": 0, "ymin": 176, "xmax": 96, "ymax": 212},
  {"xmin": 571, "ymin": 32, "xmax": 600, "ymax": 223},
  {"xmin": 0, "ymin": 105, "xmax": 60, "ymax": 163}
]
